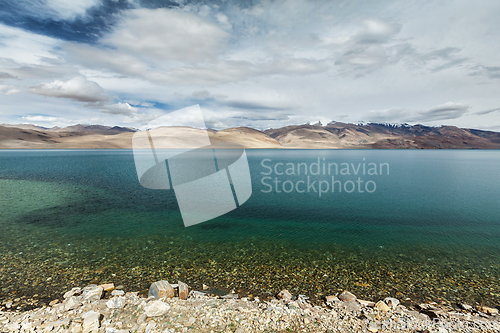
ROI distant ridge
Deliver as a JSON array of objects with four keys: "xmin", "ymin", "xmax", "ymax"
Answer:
[
  {"xmin": 1, "ymin": 123, "xmax": 137, "ymax": 134},
  {"xmin": 1, "ymin": 122, "xmax": 499, "ymax": 149}
]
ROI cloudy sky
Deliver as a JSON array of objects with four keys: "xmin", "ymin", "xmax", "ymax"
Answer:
[{"xmin": 0, "ymin": 0, "xmax": 499, "ymax": 130}]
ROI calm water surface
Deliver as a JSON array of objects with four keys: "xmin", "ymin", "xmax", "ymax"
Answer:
[{"xmin": 1, "ymin": 149, "xmax": 499, "ymax": 309}]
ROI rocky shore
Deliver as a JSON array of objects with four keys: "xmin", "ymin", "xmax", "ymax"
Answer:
[{"xmin": 1, "ymin": 281, "xmax": 499, "ymax": 333}]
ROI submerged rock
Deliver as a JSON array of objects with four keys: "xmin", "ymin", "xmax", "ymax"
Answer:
[{"xmin": 338, "ymin": 291, "xmax": 356, "ymax": 302}]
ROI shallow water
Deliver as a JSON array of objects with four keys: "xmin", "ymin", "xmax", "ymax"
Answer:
[{"xmin": 1, "ymin": 149, "xmax": 499, "ymax": 309}]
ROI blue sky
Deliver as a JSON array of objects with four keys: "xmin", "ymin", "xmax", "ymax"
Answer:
[{"xmin": 0, "ymin": 0, "xmax": 499, "ymax": 130}]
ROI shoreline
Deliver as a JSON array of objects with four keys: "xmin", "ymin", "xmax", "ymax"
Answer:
[{"xmin": 1, "ymin": 282, "xmax": 499, "ymax": 332}]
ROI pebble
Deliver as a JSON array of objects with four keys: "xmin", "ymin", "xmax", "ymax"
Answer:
[{"xmin": 1, "ymin": 283, "xmax": 498, "ymax": 333}]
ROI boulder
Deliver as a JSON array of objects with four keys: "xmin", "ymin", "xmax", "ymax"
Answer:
[
  {"xmin": 178, "ymin": 281, "xmax": 189, "ymax": 300},
  {"xmin": 338, "ymin": 291, "xmax": 356, "ymax": 302},
  {"xmin": 149, "ymin": 280, "xmax": 175, "ymax": 300},
  {"xmin": 144, "ymin": 300, "xmax": 170, "ymax": 317},
  {"xmin": 277, "ymin": 289, "xmax": 292, "ymax": 304}
]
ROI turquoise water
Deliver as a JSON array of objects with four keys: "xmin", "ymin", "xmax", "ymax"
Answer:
[{"xmin": 1, "ymin": 149, "xmax": 499, "ymax": 309}]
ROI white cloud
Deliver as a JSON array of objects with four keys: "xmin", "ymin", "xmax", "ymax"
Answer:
[
  {"xmin": 21, "ymin": 115, "xmax": 59, "ymax": 122},
  {"xmin": 0, "ymin": 23, "xmax": 61, "ymax": 66},
  {"xmin": 366, "ymin": 102, "xmax": 470, "ymax": 124},
  {"xmin": 99, "ymin": 102, "xmax": 138, "ymax": 115},
  {"xmin": 0, "ymin": 85, "xmax": 20, "ymax": 95},
  {"xmin": 29, "ymin": 76, "xmax": 110, "ymax": 103},
  {"xmin": 103, "ymin": 8, "xmax": 229, "ymax": 63},
  {"xmin": 45, "ymin": 0, "xmax": 100, "ymax": 20}
]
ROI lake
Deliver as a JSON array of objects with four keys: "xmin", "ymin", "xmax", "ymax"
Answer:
[{"xmin": 1, "ymin": 149, "xmax": 499, "ymax": 309}]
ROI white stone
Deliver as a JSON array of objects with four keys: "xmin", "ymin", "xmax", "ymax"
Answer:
[
  {"xmin": 5, "ymin": 323, "xmax": 20, "ymax": 331},
  {"xmin": 106, "ymin": 297, "xmax": 126, "ymax": 309},
  {"xmin": 64, "ymin": 287, "xmax": 82, "ymax": 299},
  {"xmin": 65, "ymin": 296, "xmax": 83, "ymax": 311},
  {"xmin": 82, "ymin": 286, "xmax": 104, "ymax": 303},
  {"xmin": 144, "ymin": 300, "xmax": 170, "ymax": 317},
  {"xmin": 145, "ymin": 321, "xmax": 157, "ymax": 333},
  {"xmin": 383, "ymin": 297, "xmax": 400, "ymax": 308},
  {"xmin": 111, "ymin": 290, "xmax": 125, "ymax": 296},
  {"xmin": 82, "ymin": 310, "xmax": 100, "ymax": 333}
]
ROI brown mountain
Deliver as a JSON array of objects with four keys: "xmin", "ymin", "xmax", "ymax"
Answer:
[{"xmin": 0, "ymin": 122, "xmax": 499, "ymax": 149}]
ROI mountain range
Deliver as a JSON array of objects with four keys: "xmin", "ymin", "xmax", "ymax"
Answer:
[{"xmin": 1, "ymin": 122, "xmax": 499, "ymax": 149}]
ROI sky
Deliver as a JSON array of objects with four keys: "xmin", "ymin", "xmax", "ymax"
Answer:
[{"xmin": 0, "ymin": 0, "xmax": 499, "ymax": 131}]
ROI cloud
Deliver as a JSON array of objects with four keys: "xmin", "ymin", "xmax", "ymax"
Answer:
[
  {"xmin": 45, "ymin": 0, "xmax": 101, "ymax": 20},
  {"xmin": 0, "ymin": 72, "xmax": 16, "ymax": 80},
  {"xmin": 469, "ymin": 65, "xmax": 500, "ymax": 79},
  {"xmin": 0, "ymin": 85, "xmax": 20, "ymax": 95},
  {"xmin": 367, "ymin": 102, "xmax": 470, "ymax": 123},
  {"xmin": 0, "ymin": 23, "xmax": 61, "ymax": 66},
  {"xmin": 21, "ymin": 115, "xmax": 59, "ymax": 122},
  {"xmin": 475, "ymin": 107, "xmax": 500, "ymax": 115},
  {"xmin": 417, "ymin": 102, "xmax": 470, "ymax": 121},
  {"xmin": 358, "ymin": 19, "xmax": 401, "ymax": 44},
  {"xmin": 29, "ymin": 76, "xmax": 111, "ymax": 103},
  {"xmin": 99, "ymin": 102, "xmax": 138, "ymax": 115},
  {"xmin": 103, "ymin": 8, "xmax": 229, "ymax": 63}
]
